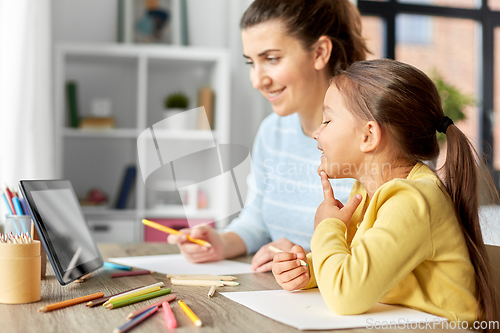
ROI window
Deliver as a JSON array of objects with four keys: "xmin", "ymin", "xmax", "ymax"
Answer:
[{"xmin": 359, "ymin": 0, "xmax": 500, "ymax": 191}]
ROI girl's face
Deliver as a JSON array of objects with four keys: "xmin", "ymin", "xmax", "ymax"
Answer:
[
  {"xmin": 241, "ymin": 20, "xmax": 325, "ymax": 117},
  {"xmin": 314, "ymin": 86, "xmax": 363, "ymax": 179}
]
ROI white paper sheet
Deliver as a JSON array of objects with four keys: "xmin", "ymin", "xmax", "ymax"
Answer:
[
  {"xmin": 107, "ymin": 254, "xmax": 254, "ymax": 275},
  {"xmin": 220, "ymin": 289, "xmax": 446, "ymax": 330}
]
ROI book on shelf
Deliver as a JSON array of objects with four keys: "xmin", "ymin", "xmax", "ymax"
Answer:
[
  {"xmin": 79, "ymin": 117, "xmax": 115, "ymax": 129},
  {"xmin": 115, "ymin": 165, "xmax": 137, "ymax": 209},
  {"xmin": 66, "ymin": 81, "xmax": 80, "ymax": 128},
  {"xmin": 197, "ymin": 86, "xmax": 214, "ymax": 130}
]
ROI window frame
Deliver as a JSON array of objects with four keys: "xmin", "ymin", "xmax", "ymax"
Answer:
[{"xmin": 358, "ymin": 0, "xmax": 500, "ymax": 183}]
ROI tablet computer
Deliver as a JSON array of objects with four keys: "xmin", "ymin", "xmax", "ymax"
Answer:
[{"xmin": 19, "ymin": 180, "xmax": 103, "ymax": 285}]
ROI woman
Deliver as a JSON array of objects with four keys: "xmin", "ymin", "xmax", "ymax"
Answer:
[{"xmin": 168, "ymin": 0, "xmax": 369, "ymax": 272}]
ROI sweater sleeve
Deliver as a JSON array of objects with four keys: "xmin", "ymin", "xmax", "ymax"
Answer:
[
  {"xmin": 224, "ymin": 123, "xmax": 272, "ymax": 254},
  {"xmin": 310, "ymin": 181, "xmax": 433, "ymax": 315}
]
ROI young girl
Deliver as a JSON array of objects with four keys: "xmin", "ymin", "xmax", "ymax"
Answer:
[
  {"xmin": 168, "ymin": 0, "xmax": 369, "ymax": 272},
  {"xmin": 272, "ymin": 59, "xmax": 497, "ymax": 327}
]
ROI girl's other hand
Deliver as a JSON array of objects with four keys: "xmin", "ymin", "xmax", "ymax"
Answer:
[
  {"xmin": 167, "ymin": 224, "xmax": 224, "ymax": 263},
  {"xmin": 314, "ymin": 171, "xmax": 362, "ymax": 229},
  {"xmin": 272, "ymin": 245, "xmax": 310, "ymax": 291},
  {"xmin": 251, "ymin": 238, "xmax": 298, "ymax": 272}
]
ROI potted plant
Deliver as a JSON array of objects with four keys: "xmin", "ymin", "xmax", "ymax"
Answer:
[
  {"xmin": 163, "ymin": 92, "xmax": 190, "ymax": 129},
  {"xmin": 427, "ymin": 71, "xmax": 475, "ymax": 170}
]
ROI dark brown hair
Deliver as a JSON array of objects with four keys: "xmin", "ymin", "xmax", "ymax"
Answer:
[
  {"xmin": 240, "ymin": 0, "xmax": 369, "ymax": 75},
  {"xmin": 331, "ymin": 59, "xmax": 497, "ymax": 329}
]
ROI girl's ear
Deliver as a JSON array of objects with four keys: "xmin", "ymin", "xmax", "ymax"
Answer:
[
  {"xmin": 313, "ymin": 36, "xmax": 332, "ymax": 71},
  {"xmin": 360, "ymin": 121, "xmax": 382, "ymax": 152}
]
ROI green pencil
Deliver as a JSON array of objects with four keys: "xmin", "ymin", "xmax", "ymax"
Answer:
[{"xmin": 106, "ymin": 288, "xmax": 171, "ymax": 310}]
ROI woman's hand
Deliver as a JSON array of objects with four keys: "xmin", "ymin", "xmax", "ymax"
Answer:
[
  {"xmin": 314, "ymin": 171, "xmax": 362, "ymax": 229},
  {"xmin": 167, "ymin": 224, "xmax": 224, "ymax": 263},
  {"xmin": 272, "ymin": 245, "xmax": 310, "ymax": 291},
  {"xmin": 251, "ymin": 238, "xmax": 301, "ymax": 272}
]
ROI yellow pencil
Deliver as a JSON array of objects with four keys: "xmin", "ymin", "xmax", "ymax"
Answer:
[
  {"xmin": 178, "ymin": 300, "xmax": 202, "ymax": 327},
  {"xmin": 269, "ymin": 246, "xmax": 308, "ymax": 266},
  {"xmin": 103, "ymin": 286, "xmax": 161, "ymax": 306},
  {"xmin": 142, "ymin": 219, "xmax": 212, "ymax": 247}
]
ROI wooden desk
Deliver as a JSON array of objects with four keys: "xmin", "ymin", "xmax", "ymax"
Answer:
[{"xmin": 0, "ymin": 243, "xmax": 468, "ymax": 333}]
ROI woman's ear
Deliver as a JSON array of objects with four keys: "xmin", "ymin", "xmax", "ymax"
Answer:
[
  {"xmin": 360, "ymin": 121, "xmax": 382, "ymax": 153},
  {"xmin": 313, "ymin": 36, "xmax": 332, "ymax": 71}
]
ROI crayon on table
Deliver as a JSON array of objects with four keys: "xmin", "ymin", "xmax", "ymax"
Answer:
[
  {"xmin": 178, "ymin": 299, "xmax": 202, "ymax": 327},
  {"xmin": 142, "ymin": 219, "xmax": 212, "ymax": 247},
  {"xmin": 104, "ymin": 286, "xmax": 161, "ymax": 306},
  {"xmin": 104, "ymin": 261, "xmax": 131, "ymax": 270},
  {"xmin": 208, "ymin": 285, "xmax": 217, "ymax": 298},
  {"xmin": 171, "ymin": 279, "xmax": 239, "ymax": 287},
  {"xmin": 269, "ymin": 245, "xmax": 308, "ymax": 266},
  {"xmin": 162, "ymin": 301, "xmax": 178, "ymax": 329},
  {"xmin": 87, "ymin": 286, "xmax": 143, "ymax": 307},
  {"xmin": 167, "ymin": 274, "xmax": 237, "ymax": 281},
  {"xmin": 38, "ymin": 292, "xmax": 104, "ymax": 312},
  {"xmin": 113, "ymin": 306, "xmax": 158, "ymax": 333},
  {"xmin": 110, "ymin": 270, "xmax": 154, "ymax": 278},
  {"xmin": 106, "ymin": 288, "xmax": 171, "ymax": 309},
  {"xmin": 127, "ymin": 294, "xmax": 177, "ymax": 320}
]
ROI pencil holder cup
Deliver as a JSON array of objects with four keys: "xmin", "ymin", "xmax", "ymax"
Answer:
[
  {"xmin": 4, "ymin": 215, "xmax": 32, "ymax": 236},
  {"xmin": 0, "ymin": 240, "xmax": 41, "ymax": 304}
]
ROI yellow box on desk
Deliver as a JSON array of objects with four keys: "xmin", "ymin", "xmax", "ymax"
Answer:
[{"xmin": 0, "ymin": 240, "xmax": 41, "ymax": 304}]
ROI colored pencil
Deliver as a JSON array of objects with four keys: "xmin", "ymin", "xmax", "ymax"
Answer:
[
  {"xmin": 171, "ymin": 279, "xmax": 239, "ymax": 287},
  {"xmin": 126, "ymin": 294, "xmax": 177, "ymax": 320},
  {"xmin": 142, "ymin": 219, "xmax": 212, "ymax": 247},
  {"xmin": 111, "ymin": 270, "xmax": 154, "ymax": 278},
  {"xmin": 166, "ymin": 274, "xmax": 237, "ymax": 281},
  {"xmin": 178, "ymin": 300, "xmax": 202, "ymax": 327},
  {"xmin": 269, "ymin": 245, "xmax": 308, "ymax": 266},
  {"xmin": 104, "ymin": 282, "xmax": 164, "ymax": 305},
  {"xmin": 106, "ymin": 288, "xmax": 171, "ymax": 309},
  {"xmin": 104, "ymin": 286, "xmax": 161, "ymax": 306},
  {"xmin": 208, "ymin": 285, "xmax": 217, "ymax": 298},
  {"xmin": 74, "ymin": 272, "xmax": 92, "ymax": 283},
  {"xmin": 104, "ymin": 261, "xmax": 131, "ymax": 270},
  {"xmin": 4, "ymin": 187, "xmax": 16, "ymax": 215},
  {"xmin": 2, "ymin": 192, "xmax": 14, "ymax": 215},
  {"xmin": 38, "ymin": 292, "xmax": 104, "ymax": 312},
  {"xmin": 162, "ymin": 301, "xmax": 177, "ymax": 329},
  {"xmin": 87, "ymin": 286, "xmax": 143, "ymax": 307},
  {"xmin": 113, "ymin": 306, "xmax": 158, "ymax": 333}
]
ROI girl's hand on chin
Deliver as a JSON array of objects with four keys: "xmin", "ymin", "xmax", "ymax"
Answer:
[{"xmin": 314, "ymin": 171, "xmax": 362, "ymax": 229}]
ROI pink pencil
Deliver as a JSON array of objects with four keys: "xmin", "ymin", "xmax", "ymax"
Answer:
[
  {"xmin": 163, "ymin": 301, "xmax": 177, "ymax": 329},
  {"xmin": 126, "ymin": 294, "xmax": 177, "ymax": 320},
  {"xmin": 110, "ymin": 270, "xmax": 154, "ymax": 278}
]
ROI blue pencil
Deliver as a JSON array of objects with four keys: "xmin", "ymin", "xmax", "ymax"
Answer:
[
  {"xmin": 2, "ymin": 193, "xmax": 14, "ymax": 215},
  {"xmin": 113, "ymin": 305, "xmax": 158, "ymax": 333},
  {"xmin": 104, "ymin": 262, "xmax": 131, "ymax": 270}
]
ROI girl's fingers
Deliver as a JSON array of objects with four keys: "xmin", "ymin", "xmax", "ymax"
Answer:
[
  {"xmin": 320, "ymin": 171, "xmax": 335, "ymax": 202},
  {"xmin": 278, "ymin": 266, "xmax": 309, "ymax": 287},
  {"xmin": 272, "ymin": 259, "xmax": 303, "ymax": 275},
  {"xmin": 342, "ymin": 194, "xmax": 363, "ymax": 217}
]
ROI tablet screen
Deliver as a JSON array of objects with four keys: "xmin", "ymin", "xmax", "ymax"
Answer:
[{"xmin": 19, "ymin": 180, "xmax": 103, "ymax": 285}]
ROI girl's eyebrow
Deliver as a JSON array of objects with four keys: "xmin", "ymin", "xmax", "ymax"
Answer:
[{"xmin": 323, "ymin": 105, "xmax": 334, "ymax": 113}]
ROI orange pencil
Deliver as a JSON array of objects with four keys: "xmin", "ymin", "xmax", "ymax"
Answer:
[
  {"xmin": 38, "ymin": 292, "xmax": 104, "ymax": 312},
  {"xmin": 142, "ymin": 219, "xmax": 212, "ymax": 247}
]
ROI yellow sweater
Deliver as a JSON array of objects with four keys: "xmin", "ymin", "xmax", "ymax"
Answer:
[{"xmin": 304, "ymin": 162, "xmax": 477, "ymax": 323}]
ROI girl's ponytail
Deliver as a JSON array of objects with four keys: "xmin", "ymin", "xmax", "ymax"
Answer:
[{"xmin": 441, "ymin": 125, "xmax": 498, "ymax": 326}]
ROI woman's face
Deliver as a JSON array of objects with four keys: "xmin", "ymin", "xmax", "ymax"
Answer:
[{"xmin": 242, "ymin": 20, "xmax": 326, "ymax": 117}]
